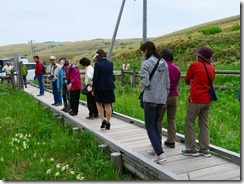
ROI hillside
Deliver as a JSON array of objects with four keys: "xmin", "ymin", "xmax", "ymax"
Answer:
[{"xmin": 0, "ymin": 15, "xmax": 240, "ymax": 71}]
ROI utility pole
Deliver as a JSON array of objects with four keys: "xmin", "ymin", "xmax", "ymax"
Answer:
[
  {"xmin": 142, "ymin": 0, "xmax": 147, "ymax": 43},
  {"xmin": 107, "ymin": 0, "xmax": 126, "ymax": 60},
  {"xmin": 28, "ymin": 40, "xmax": 35, "ymax": 57}
]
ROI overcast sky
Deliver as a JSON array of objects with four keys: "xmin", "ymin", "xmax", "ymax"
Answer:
[{"xmin": 0, "ymin": 0, "xmax": 240, "ymax": 46}]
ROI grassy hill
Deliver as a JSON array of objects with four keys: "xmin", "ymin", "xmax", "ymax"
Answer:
[{"xmin": 0, "ymin": 15, "xmax": 240, "ymax": 71}]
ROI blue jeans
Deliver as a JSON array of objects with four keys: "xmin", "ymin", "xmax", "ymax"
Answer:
[
  {"xmin": 144, "ymin": 102, "xmax": 164, "ymax": 156},
  {"xmin": 52, "ymin": 80, "xmax": 62, "ymax": 104},
  {"xmin": 37, "ymin": 74, "xmax": 44, "ymax": 95}
]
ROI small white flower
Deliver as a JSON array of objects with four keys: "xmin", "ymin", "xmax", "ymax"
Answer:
[
  {"xmin": 50, "ymin": 158, "xmax": 54, "ymax": 162},
  {"xmin": 54, "ymin": 172, "xmax": 60, "ymax": 176},
  {"xmin": 61, "ymin": 166, "xmax": 66, "ymax": 171},
  {"xmin": 56, "ymin": 163, "xmax": 61, "ymax": 168},
  {"xmin": 70, "ymin": 171, "xmax": 75, "ymax": 175},
  {"xmin": 46, "ymin": 169, "xmax": 51, "ymax": 174},
  {"xmin": 33, "ymin": 153, "xmax": 37, "ymax": 158}
]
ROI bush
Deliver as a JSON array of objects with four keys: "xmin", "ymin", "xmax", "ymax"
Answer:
[
  {"xmin": 230, "ymin": 23, "xmax": 240, "ymax": 32},
  {"xmin": 199, "ymin": 25, "xmax": 223, "ymax": 35}
]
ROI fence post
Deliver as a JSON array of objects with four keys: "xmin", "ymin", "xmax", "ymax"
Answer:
[
  {"xmin": 111, "ymin": 152, "xmax": 122, "ymax": 174},
  {"xmin": 121, "ymin": 69, "xmax": 125, "ymax": 86},
  {"xmin": 132, "ymin": 69, "xmax": 137, "ymax": 88}
]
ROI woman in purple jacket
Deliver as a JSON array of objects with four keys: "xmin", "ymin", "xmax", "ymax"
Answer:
[
  {"xmin": 158, "ymin": 48, "xmax": 181, "ymax": 148},
  {"xmin": 63, "ymin": 60, "xmax": 81, "ymax": 116}
]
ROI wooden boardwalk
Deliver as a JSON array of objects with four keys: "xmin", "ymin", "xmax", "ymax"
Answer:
[{"xmin": 24, "ymin": 85, "xmax": 240, "ymax": 181}]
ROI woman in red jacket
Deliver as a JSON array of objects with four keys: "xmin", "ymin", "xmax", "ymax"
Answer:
[{"xmin": 182, "ymin": 46, "xmax": 215, "ymax": 158}]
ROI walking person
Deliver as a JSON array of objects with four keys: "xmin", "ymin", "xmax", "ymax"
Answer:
[
  {"xmin": 33, "ymin": 56, "xmax": 44, "ymax": 96},
  {"xmin": 57, "ymin": 58, "xmax": 70, "ymax": 112},
  {"xmin": 49, "ymin": 56, "xmax": 62, "ymax": 106},
  {"xmin": 182, "ymin": 46, "xmax": 215, "ymax": 157},
  {"xmin": 63, "ymin": 60, "xmax": 81, "ymax": 116},
  {"xmin": 140, "ymin": 41, "xmax": 170, "ymax": 163},
  {"xmin": 158, "ymin": 48, "xmax": 181, "ymax": 148},
  {"xmin": 92, "ymin": 49, "xmax": 115, "ymax": 130},
  {"xmin": 21, "ymin": 62, "xmax": 28, "ymax": 88},
  {"xmin": 79, "ymin": 57, "xmax": 99, "ymax": 119}
]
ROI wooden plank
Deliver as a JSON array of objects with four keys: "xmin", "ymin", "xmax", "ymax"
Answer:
[
  {"xmin": 163, "ymin": 156, "xmax": 229, "ymax": 174},
  {"xmin": 197, "ymin": 168, "xmax": 240, "ymax": 180},
  {"xmin": 178, "ymin": 162, "xmax": 240, "ymax": 180}
]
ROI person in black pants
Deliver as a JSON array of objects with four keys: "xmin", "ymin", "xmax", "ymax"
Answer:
[
  {"xmin": 63, "ymin": 60, "xmax": 81, "ymax": 116},
  {"xmin": 79, "ymin": 57, "xmax": 98, "ymax": 119}
]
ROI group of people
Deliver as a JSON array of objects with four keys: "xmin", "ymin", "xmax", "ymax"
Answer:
[
  {"xmin": 33, "ymin": 41, "xmax": 215, "ymax": 163},
  {"xmin": 1, "ymin": 61, "xmax": 28, "ymax": 87},
  {"xmin": 140, "ymin": 41, "xmax": 215, "ymax": 163},
  {"xmin": 34, "ymin": 49, "xmax": 115, "ymax": 129}
]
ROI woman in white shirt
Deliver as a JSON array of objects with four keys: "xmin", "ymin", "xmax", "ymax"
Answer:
[{"xmin": 79, "ymin": 57, "xmax": 99, "ymax": 119}]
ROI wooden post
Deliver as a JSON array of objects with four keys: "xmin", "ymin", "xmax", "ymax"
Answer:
[
  {"xmin": 132, "ymin": 69, "xmax": 137, "ymax": 88},
  {"xmin": 121, "ymin": 69, "xmax": 125, "ymax": 86},
  {"xmin": 72, "ymin": 127, "xmax": 80, "ymax": 136},
  {"xmin": 111, "ymin": 152, "xmax": 122, "ymax": 174},
  {"xmin": 99, "ymin": 144, "xmax": 109, "ymax": 154}
]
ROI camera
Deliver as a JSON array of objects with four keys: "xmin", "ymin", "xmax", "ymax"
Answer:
[{"xmin": 48, "ymin": 75, "xmax": 54, "ymax": 80}]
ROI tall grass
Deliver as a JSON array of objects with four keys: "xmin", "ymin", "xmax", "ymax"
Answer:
[{"xmin": 0, "ymin": 84, "xmax": 134, "ymax": 180}]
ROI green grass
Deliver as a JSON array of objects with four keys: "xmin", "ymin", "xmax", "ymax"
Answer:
[{"xmin": 0, "ymin": 83, "xmax": 134, "ymax": 180}]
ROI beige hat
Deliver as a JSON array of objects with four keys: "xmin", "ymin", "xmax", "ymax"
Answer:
[{"xmin": 49, "ymin": 56, "xmax": 56, "ymax": 60}]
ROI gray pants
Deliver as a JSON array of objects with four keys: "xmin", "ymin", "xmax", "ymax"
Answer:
[{"xmin": 184, "ymin": 102, "xmax": 210, "ymax": 151}]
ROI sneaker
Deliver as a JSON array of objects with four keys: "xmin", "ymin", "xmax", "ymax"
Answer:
[
  {"xmin": 55, "ymin": 103, "xmax": 62, "ymax": 106},
  {"xmin": 69, "ymin": 112, "xmax": 78, "ymax": 116},
  {"xmin": 181, "ymin": 149, "xmax": 199, "ymax": 156},
  {"xmin": 86, "ymin": 116, "xmax": 94, "ymax": 119},
  {"xmin": 105, "ymin": 122, "xmax": 111, "ymax": 130},
  {"xmin": 61, "ymin": 107, "xmax": 67, "ymax": 111},
  {"xmin": 199, "ymin": 149, "xmax": 212, "ymax": 157},
  {"xmin": 37, "ymin": 94, "xmax": 44, "ymax": 96},
  {"xmin": 52, "ymin": 103, "xmax": 56, "ymax": 105},
  {"xmin": 100, "ymin": 120, "xmax": 107, "ymax": 129},
  {"xmin": 147, "ymin": 149, "xmax": 155, "ymax": 155},
  {"xmin": 152, "ymin": 153, "xmax": 166, "ymax": 163},
  {"xmin": 93, "ymin": 115, "xmax": 99, "ymax": 118},
  {"xmin": 164, "ymin": 141, "xmax": 175, "ymax": 148}
]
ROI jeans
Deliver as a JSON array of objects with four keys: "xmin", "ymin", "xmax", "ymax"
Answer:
[
  {"xmin": 144, "ymin": 102, "xmax": 164, "ymax": 156},
  {"xmin": 52, "ymin": 80, "xmax": 62, "ymax": 104},
  {"xmin": 37, "ymin": 74, "xmax": 44, "ymax": 95}
]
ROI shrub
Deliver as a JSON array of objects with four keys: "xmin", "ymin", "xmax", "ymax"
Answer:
[
  {"xmin": 199, "ymin": 25, "xmax": 223, "ymax": 35},
  {"xmin": 230, "ymin": 23, "xmax": 240, "ymax": 32}
]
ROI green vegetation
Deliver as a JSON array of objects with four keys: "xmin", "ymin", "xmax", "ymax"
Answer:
[
  {"xmin": 199, "ymin": 25, "xmax": 223, "ymax": 35},
  {"xmin": 0, "ymin": 84, "xmax": 134, "ymax": 180},
  {"xmin": 108, "ymin": 74, "xmax": 240, "ymax": 153}
]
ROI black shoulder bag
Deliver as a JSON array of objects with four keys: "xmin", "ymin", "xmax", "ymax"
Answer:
[
  {"xmin": 201, "ymin": 62, "xmax": 217, "ymax": 101},
  {"xmin": 139, "ymin": 58, "xmax": 161, "ymax": 108}
]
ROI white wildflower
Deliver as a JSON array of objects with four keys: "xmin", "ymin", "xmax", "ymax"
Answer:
[
  {"xmin": 33, "ymin": 153, "xmax": 37, "ymax": 158},
  {"xmin": 54, "ymin": 172, "xmax": 60, "ymax": 176},
  {"xmin": 70, "ymin": 171, "xmax": 75, "ymax": 175},
  {"xmin": 56, "ymin": 163, "xmax": 61, "ymax": 168},
  {"xmin": 46, "ymin": 169, "xmax": 51, "ymax": 174},
  {"xmin": 50, "ymin": 158, "xmax": 54, "ymax": 162},
  {"xmin": 61, "ymin": 166, "xmax": 66, "ymax": 171},
  {"xmin": 77, "ymin": 173, "xmax": 84, "ymax": 180}
]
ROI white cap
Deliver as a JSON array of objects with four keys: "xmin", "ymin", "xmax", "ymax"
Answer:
[
  {"xmin": 49, "ymin": 56, "xmax": 56, "ymax": 60},
  {"xmin": 93, "ymin": 53, "xmax": 99, "ymax": 59}
]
